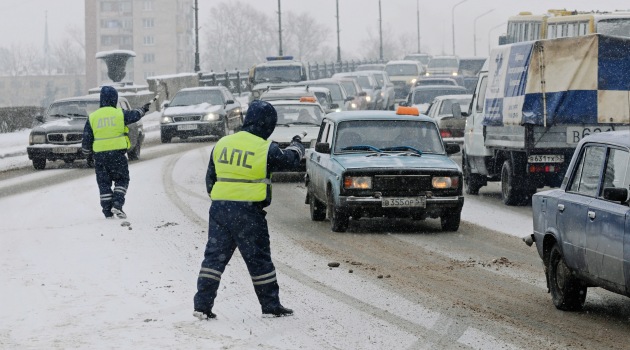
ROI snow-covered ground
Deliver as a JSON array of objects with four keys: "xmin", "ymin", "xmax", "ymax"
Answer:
[{"xmin": 0, "ymin": 104, "xmax": 534, "ymax": 348}]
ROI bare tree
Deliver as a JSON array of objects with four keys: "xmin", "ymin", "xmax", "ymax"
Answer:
[
  {"xmin": 359, "ymin": 25, "xmax": 402, "ymax": 61},
  {"xmin": 283, "ymin": 11, "xmax": 331, "ymax": 62},
  {"xmin": 0, "ymin": 43, "xmax": 43, "ymax": 76},
  {"xmin": 201, "ymin": 1, "xmax": 276, "ymax": 72}
]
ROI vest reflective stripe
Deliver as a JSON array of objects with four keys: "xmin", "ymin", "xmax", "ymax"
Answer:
[
  {"xmin": 89, "ymin": 107, "xmax": 130, "ymax": 152},
  {"xmin": 211, "ymin": 131, "xmax": 271, "ymax": 202}
]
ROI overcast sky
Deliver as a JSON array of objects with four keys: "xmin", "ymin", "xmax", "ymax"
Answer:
[{"xmin": 2, "ymin": 0, "xmax": 630, "ymax": 62}]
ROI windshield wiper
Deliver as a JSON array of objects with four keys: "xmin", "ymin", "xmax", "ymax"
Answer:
[
  {"xmin": 341, "ymin": 145, "xmax": 382, "ymax": 153},
  {"xmin": 381, "ymin": 146, "xmax": 423, "ymax": 156}
]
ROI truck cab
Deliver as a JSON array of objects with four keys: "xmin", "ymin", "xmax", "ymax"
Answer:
[{"xmin": 248, "ymin": 56, "xmax": 309, "ymax": 102}]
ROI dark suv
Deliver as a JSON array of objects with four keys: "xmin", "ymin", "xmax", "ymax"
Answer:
[{"xmin": 27, "ymin": 95, "xmax": 144, "ymax": 170}]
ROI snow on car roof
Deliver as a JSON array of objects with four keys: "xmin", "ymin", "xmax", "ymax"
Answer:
[{"xmin": 324, "ymin": 110, "xmax": 434, "ymax": 123}]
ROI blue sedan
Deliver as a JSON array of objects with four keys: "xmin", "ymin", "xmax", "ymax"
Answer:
[
  {"xmin": 304, "ymin": 107, "xmax": 463, "ymax": 232},
  {"xmin": 528, "ymin": 130, "xmax": 630, "ymax": 311}
]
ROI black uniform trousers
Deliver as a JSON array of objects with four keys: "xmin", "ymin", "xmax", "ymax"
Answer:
[
  {"xmin": 194, "ymin": 200, "xmax": 281, "ymax": 313},
  {"xmin": 94, "ymin": 150, "xmax": 129, "ymax": 217}
]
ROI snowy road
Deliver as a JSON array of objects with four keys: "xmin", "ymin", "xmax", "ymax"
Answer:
[{"xmin": 2, "ymin": 131, "xmax": 630, "ymax": 349}]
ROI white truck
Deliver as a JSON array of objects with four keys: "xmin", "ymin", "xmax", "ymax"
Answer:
[{"xmin": 457, "ymin": 34, "xmax": 630, "ymax": 205}]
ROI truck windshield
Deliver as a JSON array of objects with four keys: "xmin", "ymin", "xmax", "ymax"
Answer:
[
  {"xmin": 254, "ymin": 66, "xmax": 303, "ymax": 84},
  {"xmin": 385, "ymin": 64, "xmax": 418, "ymax": 76},
  {"xmin": 334, "ymin": 120, "xmax": 444, "ymax": 154}
]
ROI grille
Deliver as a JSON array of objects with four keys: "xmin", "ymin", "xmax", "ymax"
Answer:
[
  {"xmin": 373, "ymin": 174, "xmax": 432, "ymax": 191},
  {"xmin": 173, "ymin": 115, "xmax": 202, "ymax": 122},
  {"xmin": 47, "ymin": 133, "xmax": 83, "ymax": 144}
]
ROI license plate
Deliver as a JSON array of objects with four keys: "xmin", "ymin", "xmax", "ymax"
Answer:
[
  {"xmin": 528, "ymin": 154, "xmax": 564, "ymax": 163},
  {"xmin": 177, "ymin": 124, "xmax": 198, "ymax": 131},
  {"xmin": 566, "ymin": 126, "xmax": 614, "ymax": 144},
  {"xmin": 382, "ymin": 197, "xmax": 426, "ymax": 208},
  {"xmin": 53, "ymin": 147, "xmax": 77, "ymax": 154}
]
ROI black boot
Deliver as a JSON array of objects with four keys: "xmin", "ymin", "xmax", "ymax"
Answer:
[
  {"xmin": 193, "ymin": 309, "xmax": 217, "ymax": 320},
  {"xmin": 262, "ymin": 305, "xmax": 294, "ymax": 318},
  {"xmin": 254, "ymin": 281, "xmax": 294, "ymax": 317}
]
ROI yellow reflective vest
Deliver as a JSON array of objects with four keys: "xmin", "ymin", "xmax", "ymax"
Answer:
[
  {"xmin": 211, "ymin": 131, "xmax": 271, "ymax": 202},
  {"xmin": 88, "ymin": 107, "xmax": 130, "ymax": 152}
]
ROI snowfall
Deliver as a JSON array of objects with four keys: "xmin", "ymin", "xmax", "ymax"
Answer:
[{"xmin": 0, "ymin": 106, "xmax": 534, "ymax": 349}]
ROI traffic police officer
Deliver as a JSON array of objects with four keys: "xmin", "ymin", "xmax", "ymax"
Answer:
[
  {"xmin": 82, "ymin": 86, "xmax": 150, "ymax": 219},
  {"xmin": 193, "ymin": 100, "xmax": 305, "ymax": 319}
]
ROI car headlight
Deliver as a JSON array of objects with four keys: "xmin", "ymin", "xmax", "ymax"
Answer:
[
  {"xmin": 432, "ymin": 176, "xmax": 460, "ymax": 189},
  {"xmin": 204, "ymin": 113, "xmax": 219, "ymax": 121},
  {"xmin": 253, "ymin": 91, "xmax": 261, "ymax": 98},
  {"xmin": 411, "ymin": 78, "xmax": 417, "ymax": 84},
  {"xmin": 452, "ymin": 72, "xmax": 458, "ymax": 76},
  {"xmin": 425, "ymin": 72, "xmax": 430, "ymax": 76},
  {"xmin": 351, "ymin": 102, "xmax": 357, "ymax": 109},
  {"xmin": 344, "ymin": 176, "xmax": 372, "ymax": 189},
  {"xmin": 161, "ymin": 116, "xmax": 173, "ymax": 124},
  {"xmin": 366, "ymin": 96, "xmax": 372, "ymax": 102},
  {"xmin": 30, "ymin": 133, "xmax": 46, "ymax": 144}
]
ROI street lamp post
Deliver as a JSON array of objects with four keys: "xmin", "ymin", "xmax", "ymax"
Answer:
[
  {"xmin": 416, "ymin": 0, "xmax": 421, "ymax": 53},
  {"xmin": 488, "ymin": 22, "xmax": 507, "ymax": 55},
  {"xmin": 277, "ymin": 0, "xmax": 283, "ymax": 56},
  {"xmin": 473, "ymin": 9, "xmax": 494, "ymax": 56},
  {"xmin": 451, "ymin": 0, "xmax": 469, "ymax": 55}
]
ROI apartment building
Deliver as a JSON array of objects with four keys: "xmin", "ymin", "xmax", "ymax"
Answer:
[{"xmin": 85, "ymin": 0, "xmax": 195, "ymax": 88}]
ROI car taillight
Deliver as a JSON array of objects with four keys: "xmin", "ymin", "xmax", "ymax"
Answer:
[
  {"xmin": 529, "ymin": 165, "xmax": 562, "ymax": 173},
  {"xmin": 440, "ymin": 130, "xmax": 452, "ymax": 138}
]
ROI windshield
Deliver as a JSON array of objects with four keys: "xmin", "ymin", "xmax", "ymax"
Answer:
[
  {"xmin": 334, "ymin": 120, "xmax": 444, "ymax": 154},
  {"xmin": 458, "ymin": 59, "xmax": 486, "ymax": 76},
  {"xmin": 254, "ymin": 65, "xmax": 303, "ymax": 84},
  {"xmin": 413, "ymin": 89, "xmax": 467, "ymax": 104},
  {"xmin": 46, "ymin": 100, "xmax": 100, "ymax": 119},
  {"xmin": 356, "ymin": 76, "xmax": 372, "ymax": 89},
  {"xmin": 171, "ymin": 90, "xmax": 223, "ymax": 107},
  {"xmin": 340, "ymin": 81, "xmax": 356, "ymax": 96},
  {"xmin": 274, "ymin": 104, "xmax": 324, "ymax": 125},
  {"xmin": 385, "ymin": 64, "xmax": 418, "ymax": 76},
  {"xmin": 597, "ymin": 18, "xmax": 630, "ymax": 36},
  {"xmin": 428, "ymin": 58, "xmax": 458, "ymax": 68},
  {"xmin": 311, "ymin": 83, "xmax": 344, "ymax": 100}
]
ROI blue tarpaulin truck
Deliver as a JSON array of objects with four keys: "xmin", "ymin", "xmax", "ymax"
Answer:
[{"xmin": 459, "ymin": 34, "xmax": 630, "ymax": 205}]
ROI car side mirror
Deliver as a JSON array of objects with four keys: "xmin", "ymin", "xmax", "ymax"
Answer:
[
  {"xmin": 34, "ymin": 115, "xmax": 45, "ymax": 123},
  {"xmin": 359, "ymin": 91, "xmax": 367, "ymax": 97},
  {"xmin": 315, "ymin": 142, "xmax": 331, "ymax": 154},
  {"xmin": 225, "ymin": 99, "xmax": 235, "ymax": 105},
  {"xmin": 445, "ymin": 142, "xmax": 460, "ymax": 155},
  {"xmin": 603, "ymin": 187, "xmax": 629, "ymax": 202},
  {"xmin": 163, "ymin": 101, "xmax": 170, "ymax": 108},
  {"xmin": 330, "ymin": 103, "xmax": 339, "ymax": 109}
]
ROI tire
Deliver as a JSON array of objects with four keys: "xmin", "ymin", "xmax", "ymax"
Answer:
[
  {"xmin": 127, "ymin": 141, "xmax": 141, "ymax": 161},
  {"xmin": 501, "ymin": 160, "xmax": 526, "ymax": 206},
  {"xmin": 32, "ymin": 157, "xmax": 46, "ymax": 170},
  {"xmin": 309, "ymin": 192, "xmax": 327, "ymax": 221},
  {"xmin": 327, "ymin": 188, "xmax": 349, "ymax": 232},
  {"xmin": 462, "ymin": 151, "xmax": 483, "ymax": 195},
  {"xmin": 441, "ymin": 209, "xmax": 461, "ymax": 231},
  {"xmin": 161, "ymin": 133, "xmax": 171, "ymax": 144},
  {"xmin": 548, "ymin": 244, "xmax": 587, "ymax": 311},
  {"xmin": 218, "ymin": 117, "xmax": 229, "ymax": 137}
]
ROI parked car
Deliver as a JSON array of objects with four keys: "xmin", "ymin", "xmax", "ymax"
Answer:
[
  {"xmin": 297, "ymin": 79, "xmax": 353, "ymax": 111},
  {"xmin": 425, "ymin": 55, "xmax": 460, "ymax": 77},
  {"xmin": 355, "ymin": 63, "xmax": 386, "ymax": 71},
  {"xmin": 335, "ymin": 78, "xmax": 368, "ymax": 110},
  {"xmin": 405, "ymin": 85, "xmax": 469, "ymax": 114},
  {"xmin": 384, "ymin": 60, "xmax": 424, "ymax": 102},
  {"xmin": 27, "ymin": 94, "xmax": 144, "ymax": 170},
  {"xmin": 159, "ymin": 86, "xmax": 242, "ymax": 143},
  {"xmin": 267, "ymin": 97, "xmax": 326, "ymax": 171},
  {"xmin": 528, "ymin": 131, "xmax": 630, "ymax": 311},
  {"xmin": 425, "ymin": 94, "xmax": 472, "ymax": 146},
  {"xmin": 304, "ymin": 107, "xmax": 463, "ymax": 232}
]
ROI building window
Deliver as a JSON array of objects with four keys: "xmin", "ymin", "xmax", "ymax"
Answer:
[
  {"xmin": 100, "ymin": 1, "xmax": 117, "ymax": 12},
  {"xmin": 101, "ymin": 20, "xmax": 121, "ymax": 28},
  {"xmin": 143, "ymin": 18, "xmax": 154, "ymax": 28},
  {"xmin": 143, "ymin": 36, "xmax": 155, "ymax": 45},
  {"xmin": 101, "ymin": 35, "xmax": 113, "ymax": 45},
  {"xmin": 122, "ymin": 19, "xmax": 133, "ymax": 29},
  {"xmin": 143, "ymin": 0, "xmax": 154, "ymax": 11},
  {"xmin": 143, "ymin": 53, "xmax": 155, "ymax": 63}
]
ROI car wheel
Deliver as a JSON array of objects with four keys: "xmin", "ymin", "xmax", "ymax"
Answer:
[
  {"xmin": 440, "ymin": 209, "xmax": 461, "ymax": 231},
  {"xmin": 548, "ymin": 243, "xmax": 587, "ymax": 311},
  {"xmin": 501, "ymin": 160, "xmax": 526, "ymax": 206},
  {"xmin": 219, "ymin": 117, "xmax": 230, "ymax": 137},
  {"xmin": 309, "ymin": 192, "xmax": 327, "ymax": 221},
  {"xmin": 462, "ymin": 151, "xmax": 483, "ymax": 195},
  {"xmin": 161, "ymin": 133, "xmax": 171, "ymax": 143},
  {"xmin": 327, "ymin": 188, "xmax": 348, "ymax": 232},
  {"xmin": 127, "ymin": 141, "xmax": 141, "ymax": 161},
  {"xmin": 32, "ymin": 157, "xmax": 46, "ymax": 170}
]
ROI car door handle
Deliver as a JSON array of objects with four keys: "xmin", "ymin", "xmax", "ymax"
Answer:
[
  {"xmin": 557, "ymin": 204, "xmax": 565, "ymax": 212},
  {"xmin": 588, "ymin": 211, "xmax": 596, "ymax": 220}
]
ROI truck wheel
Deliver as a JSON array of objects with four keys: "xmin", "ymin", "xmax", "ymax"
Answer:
[
  {"xmin": 501, "ymin": 160, "xmax": 526, "ymax": 206},
  {"xmin": 32, "ymin": 157, "xmax": 46, "ymax": 170},
  {"xmin": 462, "ymin": 152, "xmax": 483, "ymax": 195},
  {"xmin": 327, "ymin": 188, "xmax": 349, "ymax": 232},
  {"xmin": 548, "ymin": 244, "xmax": 587, "ymax": 311},
  {"xmin": 441, "ymin": 209, "xmax": 461, "ymax": 231},
  {"xmin": 310, "ymin": 193, "xmax": 327, "ymax": 221}
]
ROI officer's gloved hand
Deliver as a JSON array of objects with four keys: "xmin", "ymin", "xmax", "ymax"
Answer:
[
  {"xmin": 286, "ymin": 134, "xmax": 306, "ymax": 159},
  {"xmin": 141, "ymin": 103, "xmax": 151, "ymax": 114}
]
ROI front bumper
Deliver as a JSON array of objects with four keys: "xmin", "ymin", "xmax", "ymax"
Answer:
[
  {"xmin": 27, "ymin": 144, "xmax": 87, "ymax": 161},
  {"xmin": 161, "ymin": 122, "xmax": 223, "ymax": 138},
  {"xmin": 339, "ymin": 195, "xmax": 464, "ymax": 218}
]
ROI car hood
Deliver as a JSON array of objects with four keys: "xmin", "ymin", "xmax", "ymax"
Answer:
[
  {"xmin": 334, "ymin": 153, "xmax": 460, "ymax": 171},
  {"xmin": 269, "ymin": 125, "xmax": 320, "ymax": 144},
  {"xmin": 32, "ymin": 118, "xmax": 87, "ymax": 133},
  {"xmin": 163, "ymin": 103, "xmax": 222, "ymax": 116}
]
